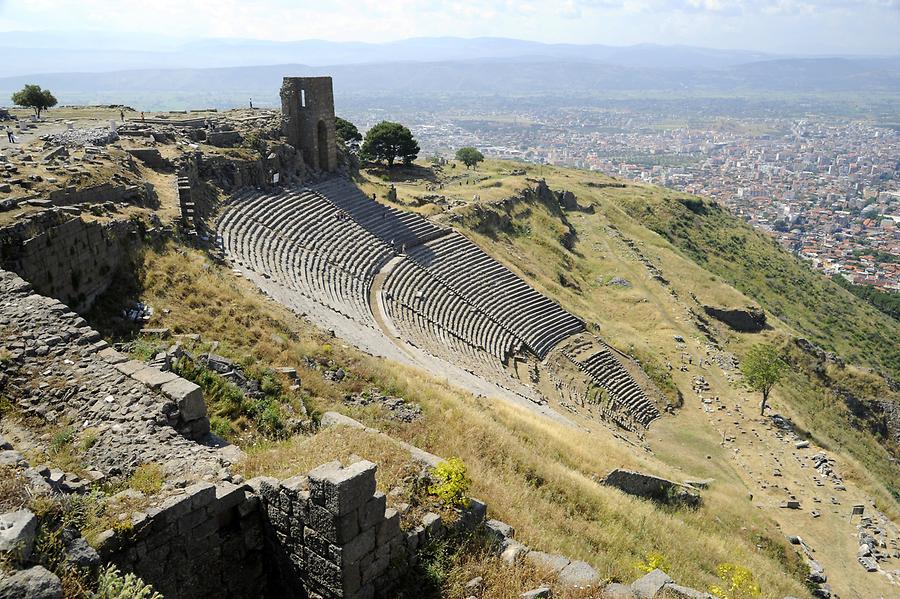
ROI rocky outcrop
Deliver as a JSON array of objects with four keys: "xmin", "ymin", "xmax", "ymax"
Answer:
[
  {"xmin": 602, "ymin": 469, "xmax": 701, "ymax": 507},
  {"xmin": 0, "ymin": 566, "xmax": 63, "ymax": 599},
  {"xmin": 702, "ymin": 305, "xmax": 767, "ymax": 333}
]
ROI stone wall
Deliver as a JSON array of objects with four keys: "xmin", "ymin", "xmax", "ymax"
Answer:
[
  {"xmin": 702, "ymin": 305, "xmax": 767, "ymax": 333},
  {"xmin": 47, "ymin": 182, "xmax": 148, "ymax": 207},
  {"xmin": 280, "ymin": 77, "xmax": 337, "ymax": 172},
  {"xmin": 602, "ymin": 469, "xmax": 701, "ymax": 507},
  {"xmin": 97, "ymin": 460, "xmax": 487, "ymax": 599},
  {"xmin": 98, "ymin": 481, "xmax": 266, "ymax": 599},
  {"xmin": 0, "ymin": 268, "xmax": 214, "ymax": 451},
  {"xmin": 0, "ymin": 213, "xmax": 143, "ymax": 312}
]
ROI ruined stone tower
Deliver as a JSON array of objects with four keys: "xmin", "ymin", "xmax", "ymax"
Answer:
[{"xmin": 280, "ymin": 76, "xmax": 337, "ymax": 172}]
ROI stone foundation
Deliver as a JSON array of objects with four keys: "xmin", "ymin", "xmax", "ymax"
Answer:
[{"xmin": 97, "ymin": 460, "xmax": 486, "ymax": 599}]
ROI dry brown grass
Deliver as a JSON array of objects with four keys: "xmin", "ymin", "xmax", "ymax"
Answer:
[
  {"xmin": 237, "ymin": 425, "xmax": 420, "ymax": 493},
  {"xmin": 112, "ymin": 242, "xmax": 812, "ymax": 597},
  {"xmin": 0, "ymin": 466, "xmax": 32, "ymax": 512}
]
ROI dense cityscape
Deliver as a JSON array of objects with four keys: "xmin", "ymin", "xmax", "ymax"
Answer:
[{"xmin": 353, "ymin": 106, "xmax": 900, "ymax": 291}]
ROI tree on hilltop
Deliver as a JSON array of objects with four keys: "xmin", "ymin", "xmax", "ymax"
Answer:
[
  {"xmin": 360, "ymin": 121, "xmax": 419, "ymax": 168},
  {"xmin": 335, "ymin": 117, "xmax": 362, "ymax": 152},
  {"xmin": 740, "ymin": 344, "xmax": 787, "ymax": 415},
  {"xmin": 12, "ymin": 84, "xmax": 57, "ymax": 118},
  {"xmin": 455, "ymin": 146, "xmax": 485, "ymax": 169}
]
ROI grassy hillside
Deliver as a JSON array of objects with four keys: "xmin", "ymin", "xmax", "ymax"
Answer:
[
  {"xmin": 80, "ymin": 157, "xmax": 900, "ymax": 596},
  {"xmin": 360, "ymin": 159, "xmax": 900, "ymax": 510},
  {"xmin": 85, "ymin": 245, "xmax": 810, "ymax": 598},
  {"xmin": 613, "ymin": 189, "xmax": 900, "ymax": 380}
]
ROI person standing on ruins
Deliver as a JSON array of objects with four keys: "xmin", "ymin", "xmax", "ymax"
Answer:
[
  {"xmin": 5, "ymin": 126, "xmax": 14, "ymax": 143},
  {"xmin": 120, "ymin": 109, "xmax": 125, "ymax": 122}
]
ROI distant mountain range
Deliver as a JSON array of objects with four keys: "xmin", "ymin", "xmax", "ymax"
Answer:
[
  {"xmin": 0, "ymin": 33, "xmax": 785, "ymax": 77},
  {"xmin": 2, "ymin": 34, "xmax": 899, "ymax": 110}
]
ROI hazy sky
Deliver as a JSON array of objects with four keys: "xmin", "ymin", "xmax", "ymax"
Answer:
[{"xmin": 1, "ymin": 0, "xmax": 898, "ymax": 55}]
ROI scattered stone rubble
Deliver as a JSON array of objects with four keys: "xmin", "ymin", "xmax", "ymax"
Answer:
[
  {"xmin": 42, "ymin": 126, "xmax": 119, "ymax": 148},
  {"xmin": 786, "ymin": 536, "xmax": 832, "ymax": 598},
  {"xmin": 0, "ymin": 269, "xmax": 226, "ymax": 478},
  {"xmin": 343, "ymin": 390, "xmax": 422, "ymax": 423},
  {"xmin": 485, "ymin": 518, "xmax": 715, "ymax": 599}
]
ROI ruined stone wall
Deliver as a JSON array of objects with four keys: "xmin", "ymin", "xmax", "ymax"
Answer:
[
  {"xmin": 280, "ymin": 77, "xmax": 337, "ymax": 172},
  {"xmin": 93, "ymin": 460, "xmax": 486, "ymax": 599},
  {"xmin": 98, "ymin": 481, "xmax": 266, "ymax": 599},
  {"xmin": 0, "ymin": 213, "xmax": 143, "ymax": 312},
  {"xmin": 47, "ymin": 182, "xmax": 148, "ymax": 207},
  {"xmin": 0, "ymin": 269, "xmax": 216, "ymax": 473}
]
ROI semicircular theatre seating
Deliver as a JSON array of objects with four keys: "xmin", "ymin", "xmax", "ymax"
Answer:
[
  {"xmin": 381, "ymin": 256, "xmax": 521, "ymax": 371},
  {"xmin": 568, "ymin": 348, "xmax": 660, "ymax": 427},
  {"xmin": 406, "ymin": 233, "xmax": 585, "ymax": 359},
  {"xmin": 218, "ymin": 188, "xmax": 394, "ymax": 325},
  {"xmin": 311, "ymin": 179, "xmax": 446, "ymax": 250}
]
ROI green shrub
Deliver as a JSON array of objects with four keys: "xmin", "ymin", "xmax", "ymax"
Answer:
[
  {"xmin": 128, "ymin": 464, "xmax": 164, "ymax": 496},
  {"xmin": 50, "ymin": 427, "xmax": 77, "ymax": 453},
  {"xmin": 91, "ymin": 564, "xmax": 162, "ymax": 599},
  {"xmin": 428, "ymin": 458, "xmax": 472, "ymax": 508}
]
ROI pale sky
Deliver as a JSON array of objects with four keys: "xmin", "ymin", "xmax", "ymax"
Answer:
[{"xmin": 1, "ymin": 0, "xmax": 899, "ymax": 55}]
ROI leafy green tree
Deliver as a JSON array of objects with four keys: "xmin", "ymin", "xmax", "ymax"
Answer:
[
  {"xmin": 11, "ymin": 84, "xmax": 57, "ymax": 118},
  {"xmin": 455, "ymin": 146, "xmax": 485, "ymax": 169},
  {"xmin": 740, "ymin": 344, "xmax": 787, "ymax": 415},
  {"xmin": 335, "ymin": 116, "xmax": 362, "ymax": 151},
  {"xmin": 360, "ymin": 121, "xmax": 419, "ymax": 167}
]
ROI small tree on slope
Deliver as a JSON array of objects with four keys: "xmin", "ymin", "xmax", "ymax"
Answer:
[
  {"xmin": 455, "ymin": 146, "xmax": 484, "ymax": 169},
  {"xmin": 335, "ymin": 116, "xmax": 362, "ymax": 152},
  {"xmin": 360, "ymin": 121, "xmax": 419, "ymax": 168},
  {"xmin": 740, "ymin": 343, "xmax": 787, "ymax": 416},
  {"xmin": 12, "ymin": 84, "xmax": 57, "ymax": 118}
]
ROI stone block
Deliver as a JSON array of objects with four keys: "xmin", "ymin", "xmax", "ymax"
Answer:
[
  {"xmin": 456, "ymin": 498, "xmax": 487, "ymax": 531},
  {"xmin": 191, "ymin": 515, "xmax": 222, "ymax": 542},
  {"xmin": 160, "ymin": 377, "xmax": 206, "ymax": 422},
  {"xmin": 376, "ymin": 508, "xmax": 400, "ymax": 545},
  {"xmin": 0, "ymin": 509, "xmax": 37, "ymax": 562},
  {"xmin": 422, "ymin": 512, "xmax": 444, "ymax": 538},
  {"xmin": 97, "ymin": 347, "xmax": 128, "ymax": 364},
  {"xmin": 306, "ymin": 547, "xmax": 361, "ymax": 596},
  {"xmin": 305, "ymin": 526, "xmax": 341, "ymax": 563},
  {"xmin": 178, "ymin": 508, "xmax": 209, "ymax": 535},
  {"xmin": 521, "ymin": 587, "xmax": 552, "ymax": 599},
  {"xmin": 483, "ymin": 519, "xmax": 515, "ymax": 545},
  {"xmin": 159, "ymin": 493, "xmax": 194, "ymax": 523},
  {"xmin": 359, "ymin": 493, "xmax": 386, "ymax": 532},
  {"xmin": 661, "ymin": 583, "xmax": 714, "ymax": 599},
  {"xmin": 0, "ymin": 565, "xmax": 63, "ymax": 599},
  {"xmin": 309, "ymin": 503, "xmax": 359, "ymax": 544},
  {"xmin": 132, "ymin": 366, "xmax": 179, "ymax": 389},
  {"xmin": 632, "ymin": 569, "xmax": 674, "ymax": 599},
  {"xmin": 361, "ymin": 550, "xmax": 390, "ymax": 586},
  {"xmin": 309, "ymin": 460, "xmax": 377, "ymax": 516},
  {"xmin": 603, "ymin": 583, "xmax": 637, "ymax": 599},
  {"xmin": 114, "ymin": 360, "xmax": 146, "ymax": 376},
  {"xmin": 500, "ymin": 540, "xmax": 529, "ymax": 565},
  {"xmin": 213, "ymin": 482, "xmax": 249, "ymax": 514},
  {"xmin": 525, "ymin": 550, "xmax": 570, "ymax": 573},
  {"xmin": 558, "ymin": 560, "xmax": 599, "ymax": 588},
  {"xmin": 342, "ymin": 527, "xmax": 376, "ymax": 564},
  {"xmin": 187, "ymin": 482, "xmax": 217, "ymax": 509}
]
